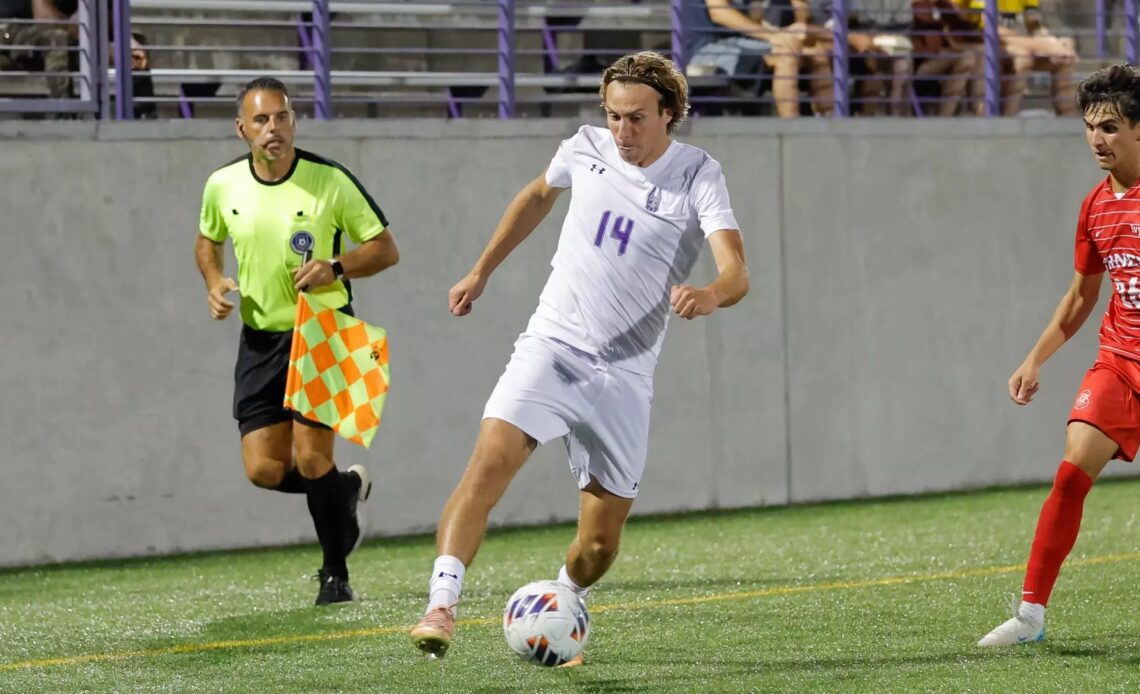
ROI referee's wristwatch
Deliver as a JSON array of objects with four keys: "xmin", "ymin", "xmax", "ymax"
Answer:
[{"xmin": 330, "ymin": 258, "xmax": 345, "ymax": 279}]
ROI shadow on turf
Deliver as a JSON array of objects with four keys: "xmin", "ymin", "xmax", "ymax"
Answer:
[
  {"xmin": 174, "ymin": 604, "xmax": 387, "ymax": 647},
  {"xmin": 1051, "ymin": 641, "xmax": 1140, "ymax": 661},
  {"xmin": 638, "ymin": 641, "xmax": 1140, "ymax": 677}
]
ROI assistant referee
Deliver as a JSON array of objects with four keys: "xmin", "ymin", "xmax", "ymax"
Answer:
[{"xmin": 194, "ymin": 77, "xmax": 399, "ymax": 605}]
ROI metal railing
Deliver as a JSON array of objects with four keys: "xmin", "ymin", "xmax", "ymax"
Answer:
[
  {"xmin": 0, "ymin": 0, "xmax": 1137, "ymax": 119},
  {"xmin": 0, "ymin": 0, "xmax": 105, "ymax": 116}
]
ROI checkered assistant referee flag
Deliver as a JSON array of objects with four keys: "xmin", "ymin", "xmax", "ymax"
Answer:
[{"xmin": 284, "ymin": 293, "xmax": 389, "ymax": 448}]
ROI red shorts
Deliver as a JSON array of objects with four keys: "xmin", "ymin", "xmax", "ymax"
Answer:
[{"xmin": 1069, "ymin": 349, "xmax": 1140, "ymax": 462}]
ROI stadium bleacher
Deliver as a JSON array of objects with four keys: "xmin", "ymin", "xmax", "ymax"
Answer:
[{"xmin": 0, "ymin": 0, "xmax": 1132, "ymax": 119}]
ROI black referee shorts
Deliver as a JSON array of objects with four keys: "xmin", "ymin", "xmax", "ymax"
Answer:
[{"xmin": 233, "ymin": 306, "xmax": 353, "ymax": 437}]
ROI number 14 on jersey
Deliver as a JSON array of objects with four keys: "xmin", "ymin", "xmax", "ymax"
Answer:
[{"xmin": 594, "ymin": 210, "xmax": 633, "ymax": 256}]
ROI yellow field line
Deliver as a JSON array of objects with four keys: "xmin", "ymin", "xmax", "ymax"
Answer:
[
  {"xmin": 589, "ymin": 556, "xmax": 1099, "ymax": 612},
  {"xmin": 3, "ymin": 550, "xmax": 1138, "ymax": 673}
]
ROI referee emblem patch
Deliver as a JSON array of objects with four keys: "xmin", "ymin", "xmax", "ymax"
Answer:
[{"xmin": 290, "ymin": 231, "xmax": 314, "ymax": 255}]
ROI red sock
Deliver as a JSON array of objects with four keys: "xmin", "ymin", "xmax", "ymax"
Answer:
[{"xmin": 1022, "ymin": 461, "xmax": 1094, "ymax": 606}]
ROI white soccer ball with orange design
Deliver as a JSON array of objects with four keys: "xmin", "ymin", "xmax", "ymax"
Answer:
[{"xmin": 502, "ymin": 580, "xmax": 589, "ymax": 666}]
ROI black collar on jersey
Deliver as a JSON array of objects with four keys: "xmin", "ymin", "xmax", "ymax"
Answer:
[{"xmin": 246, "ymin": 150, "xmax": 300, "ymax": 186}]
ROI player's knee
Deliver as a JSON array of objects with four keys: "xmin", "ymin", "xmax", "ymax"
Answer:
[
  {"xmin": 581, "ymin": 536, "xmax": 620, "ymax": 564},
  {"xmin": 1063, "ymin": 424, "xmax": 1117, "ymax": 479},
  {"xmin": 245, "ymin": 459, "xmax": 287, "ymax": 489},
  {"xmin": 294, "ymin": 449, "xmax": 333, "ymax": 479}
]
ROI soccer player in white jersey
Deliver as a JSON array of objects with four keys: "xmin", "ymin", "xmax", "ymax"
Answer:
[{"xmin": 409, "ymin": 51, "xmax": 750, "ymax": 663}]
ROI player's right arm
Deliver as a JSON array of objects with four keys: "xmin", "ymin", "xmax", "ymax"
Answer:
[
  {"xmin": 1009, "ymin": 270, "xmax": 1103, "ymax": 405},
  {"xmin": 449, "ymin": 172, "xmax": 564, "ymax": 317},
  {"xmin": 1011, "ymin": 190, "xmax": 1106, "ymax": 405},
  {"xmin": 195, "ymin": 175, "xmax": 239, "ymax": 321}
]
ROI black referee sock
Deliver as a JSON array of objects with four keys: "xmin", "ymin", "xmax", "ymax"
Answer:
[
  {"xmin": 273, "ymin": 469, "xmax": 307, "ymax": 494},
  {"xmin": 305, "ymin": 466, "xmax": 350, "ymax": 579},
  {"xmin": 276, "ymin": 468, "xmax": 359, "ymax": 495}
]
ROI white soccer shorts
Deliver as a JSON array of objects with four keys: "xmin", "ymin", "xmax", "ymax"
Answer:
[{"xmin": 483, "ymin": 333, "xmax": 653, "ymax": 498}]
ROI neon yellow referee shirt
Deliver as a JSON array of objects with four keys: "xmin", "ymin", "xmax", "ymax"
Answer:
[{"xmin": 199, "ymin": 150, "xmax": 388, "ymax": 332}]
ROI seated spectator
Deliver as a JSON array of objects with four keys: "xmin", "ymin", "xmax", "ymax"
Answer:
[
  {"xmin": 683, "ymin": 0, "xmax": 833, "ymax": 118},
  {"xmin": 0, "ymin": 0, "xmax": 155, "ymax": 117},
  {"xmin": 946, "ymin": 0, "xmax": 1076, "ymax": 116},
  {"xmin": 910, "ymin": 0, "xmax": 975, "ymax": 116},
  {"xmin": 68, "ymin": 0, "xmax": 157, "ymax": 117},
  {"xmin": 118, "ymin": 30, "xmax": 157, "ymax": 118},
  {"xmin": 789, "ymin": 0, "xmax": 915, "ymax": 116},
  {"xmin": 993, "ymin": 0, "xmax": 1076, "ymax": 116},
  {"xmin": 0, "ymin": 0, "xmax": 72, "ymax": 100}
]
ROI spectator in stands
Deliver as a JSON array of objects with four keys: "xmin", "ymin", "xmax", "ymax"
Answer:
[
  {"xmin": 58, "ymin": 0, "xmax": 156, "ymax": 117},
  {"xmin": 89, "ymin": 0, "xmax": 157, "ymax": 117},
  {"xmin": 0, "ymin": 0, "xmax": 72, "ymax": 100},
  {"xmin": 1, "ymin": 0, "xmax": 155, "ymax": 116},
  {"xmin": 784, "ymin": 0, "xmax": 915, "ymax": 116},
  {"xmin": 910, "ymin": 0, "xmax": 975, "ymax": 116},
  {"xmin": 946, "ymin": 0, "xmax": 1076, "ymax": 116},
  {"xmin": 682, "ymin": 0, "xmax": 833, "ymax": 118},
  {"xmin": 993, "ymin": 0, "xmax": 1077, "ymax": 116},
  {"xmin": 120, "ymin": 30, "xmax": 157, "ymax": 119}
]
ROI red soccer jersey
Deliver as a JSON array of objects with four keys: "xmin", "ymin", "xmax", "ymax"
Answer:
[{"xmin": 1075, "ymin": 176, "xmax": 1140, "ymax": 362}]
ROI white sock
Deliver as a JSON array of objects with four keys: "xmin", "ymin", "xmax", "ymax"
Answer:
[
  {"xmin": 427, "ymin": 555, "xmax": 465, "ymax": 615},
  {"xmin": 1018, "ymin": 601, "xmax": 1045, "ymax": 626},
  {"xmin": 557, "ymin": 564, "xmax": 589, "ymax": 600}
]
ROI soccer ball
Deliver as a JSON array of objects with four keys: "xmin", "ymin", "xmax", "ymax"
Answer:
[{"xmin": 502, "ymin": 580, "xmax": 590, "ymax": 667}]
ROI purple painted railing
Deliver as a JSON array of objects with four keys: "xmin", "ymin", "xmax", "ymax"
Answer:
[{"xmin": 5, "ymin": 0, "xmax": 1140, "ymax": 120}]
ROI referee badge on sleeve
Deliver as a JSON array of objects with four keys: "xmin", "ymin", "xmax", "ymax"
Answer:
[{"xmin": 290, "ymin": 231, "xmax": 314, "ymax": 255}]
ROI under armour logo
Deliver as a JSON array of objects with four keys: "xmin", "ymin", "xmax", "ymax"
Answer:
[{"xmin": 590, "ymin": 164, "xmax": 605, "ymax": 174}]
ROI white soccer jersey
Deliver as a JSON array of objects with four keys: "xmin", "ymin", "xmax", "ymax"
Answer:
[{"xmin": 526, "ymin": 125, "xmax": 740, "ymax": 376}]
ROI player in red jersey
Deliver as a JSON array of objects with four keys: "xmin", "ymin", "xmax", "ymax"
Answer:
[{"xmin": 979, "ymin": 64, "xmax": 1140, "ymax": 647}]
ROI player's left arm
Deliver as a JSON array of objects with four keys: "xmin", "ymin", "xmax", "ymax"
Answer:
[
  {"xmin": 671, "ymin": 230, "xmax": 749, "ymax": 320},
  {"xmin": 673, "ymin": 158, "xmax": 749, "ymax": 320},
  {"xmin": 294, "ymin": 170, "xmax": 400, "ymax": 291}
]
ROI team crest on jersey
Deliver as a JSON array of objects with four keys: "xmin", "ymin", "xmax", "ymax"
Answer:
[
  {"xmin": 290, "ymin": 231, "xmax": 314, "ymax": 255},
  {"xmin": 1074, "ymin": 389, "xmax": 1092, "ymax": 410},
  {"xmin": 646, "ymin": 187, "xmax": 661, "ymax": 212}
]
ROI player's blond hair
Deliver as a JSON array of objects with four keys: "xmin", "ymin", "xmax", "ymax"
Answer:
[{"xmin": 599, "ymin": 51, "xmax": 690, "ymax": 133}]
